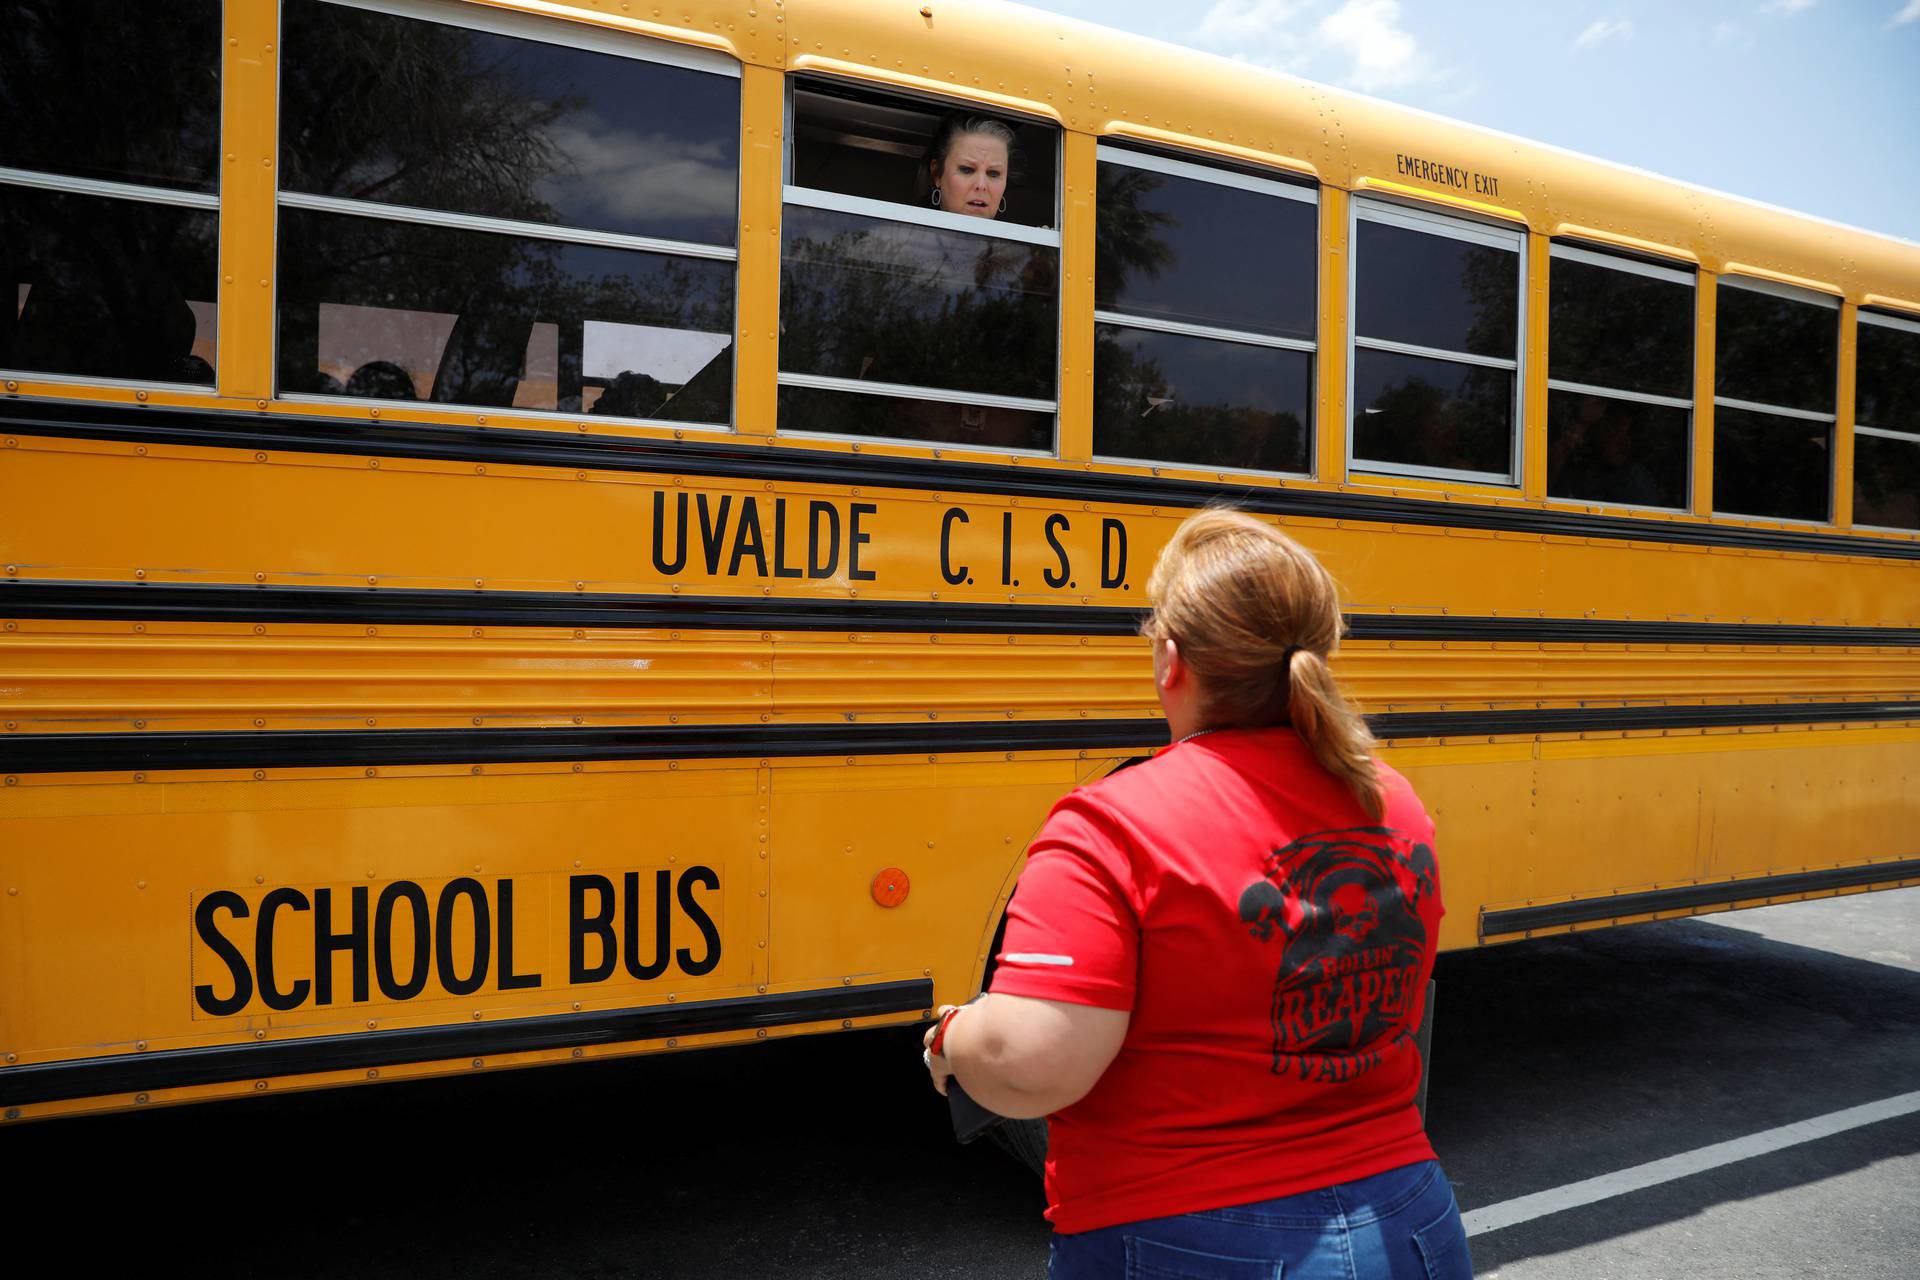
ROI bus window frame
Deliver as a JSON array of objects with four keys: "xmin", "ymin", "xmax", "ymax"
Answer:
[
  {"xmin": 1089, "ymin": 141, "xmax": 1319, "ymax": 482},
  {"xmin": 1851, "ymin": 307, "xmax": 1920, "ymax": 535},
  {"xmin": 1543, "ymin": 240, "xmax": 1697, "ymax": 516},
  {"xmin": 320, "ymin": 0, "xmax": 741, "ymax": 77},
  {"xmin": 0, "ymin": 1, "xmax": 225, "ymax": 396},
  {"xmin": 1711, "ymin": 273, "xmax": 1840, "ymax": 527},
  {"xmin": 274, "ymin": 0, "xmax": 745, "ymax": 431},
  {"xmin": 1346, "ymin": 195, "xmax": 1529, "ymax": 487},
  {"xmin": 775, "ymin": 74, "xmax": 1066, "ymax": 458}
]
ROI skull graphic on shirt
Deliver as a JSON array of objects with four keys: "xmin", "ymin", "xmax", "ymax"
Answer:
[{"xmin": 1236, "ymin": 826, "xmax": 1436, "ymax": 1079}]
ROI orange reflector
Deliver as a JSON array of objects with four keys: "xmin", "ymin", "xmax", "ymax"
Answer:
[{"xmin": 871, "ymin": 867, "xmax": 911, "ymax": 908}]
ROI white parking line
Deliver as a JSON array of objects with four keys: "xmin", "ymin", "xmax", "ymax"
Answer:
[{"xmin": 1461, "ymin": 1088, "xmax": 1920, "ymax": 1237}]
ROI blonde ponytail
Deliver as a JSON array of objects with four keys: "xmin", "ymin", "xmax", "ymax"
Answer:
[{"xmin": 1142, "ymin": 508, "xmax": 1383, "ymax": 819}]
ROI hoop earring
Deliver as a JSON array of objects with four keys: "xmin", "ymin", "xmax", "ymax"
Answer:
[
  {"xmin": 998, "ymin": 197, "xmax": 1007, "ymax": 214},
  {"xmin": 931, "ymin": 189, "xmax": 941, "ymax": 207}
]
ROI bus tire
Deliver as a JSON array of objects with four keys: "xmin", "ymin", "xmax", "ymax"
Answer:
[{"xmin": 988, "ymin": 1114, "xmax": 1048, "ymax": 1177}]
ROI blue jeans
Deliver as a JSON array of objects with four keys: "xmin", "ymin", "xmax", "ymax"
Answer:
[{"xmin": 1047, "ymin": 1159, "xmax": 1472, "ymax": 1279}]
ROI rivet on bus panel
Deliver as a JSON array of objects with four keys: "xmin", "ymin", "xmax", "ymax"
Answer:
[
  {"xmin": 667, "ymin": 994, "xmax": 678, "ymax": 1003},
  {"xmin": 254, "ymin": 1029, "xmax": 266, "ymax": 1040},
  {"xmin": 367, "ymin": 1070, "xmax": 379, "ymax": 1079},
  {"xmin": 667, "ymin": 1038, "xmax": 679, "ymax": 1048}
]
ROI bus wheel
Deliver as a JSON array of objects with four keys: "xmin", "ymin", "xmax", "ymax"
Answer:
[{"xmin": 988, "ymin": 1115, "xmax": 1048, "ymax": 1176}]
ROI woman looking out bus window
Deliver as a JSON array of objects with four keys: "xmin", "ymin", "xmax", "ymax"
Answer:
[
  {"xmin": 922, "ymin": 509, "xmax": 1471, "ymax": 1279},
  {"xmin": 921, "ymin": 114, "xmax": 1013, "ymax": 218}
]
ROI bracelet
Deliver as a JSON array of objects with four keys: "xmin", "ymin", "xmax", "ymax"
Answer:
[{"xmin": 928, "ymin": 1005, "xmax": 964, "ymax": 1057}]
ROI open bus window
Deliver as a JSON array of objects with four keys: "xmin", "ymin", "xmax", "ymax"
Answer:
[
  {"xmin": 790, "ymin": 82, "xmax": 1056, "ymax": 230},
  {"xmin": 1853, "ymin": 310, "xmax": 1920, "ymax": 531},
  {"xmin": 1546, "ymin": 243, "xmax": 1695, "ymax": 511},
  {"xmin": 1713, "ymin": 278, "xmax": 1838, "ymax": 522},
  {"xmin": 0, "ymin": 1, "xmax": 220, "ymax": 388},
  {"xmin": 777, "ymin": 81, "xmax": 1060, "ymax": 451},
  {"xmin": 1349, "ymin": 200, "xmax": 1524, "ymax": 484},
  {"xmin": 275, "ymin": 0, "xmax": 740, "ymax": 425},
  {"xmin": 1091, "ymin": 145, "xmax": 1316, "ymax": 476}
]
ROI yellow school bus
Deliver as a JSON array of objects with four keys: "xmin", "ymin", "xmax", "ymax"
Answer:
[{"xmin": 2, "ymin": 0, "xmax": 1917, "ymax": 1122}]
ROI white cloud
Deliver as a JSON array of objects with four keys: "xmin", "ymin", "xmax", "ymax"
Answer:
[
  {"xmin": 540, "ymin": 116, "xmax": 735, "ymax": 226},
  {"xmin": 1891, "ymin": 0, "xmax": 1920, "ymax": 26},
  {"xmin": 1188, "ymin": 0, "xmax": 1314, "ymax": 74},
  {"xmin": 1314, "ymin": 1, "xmax": 1424, "ymax": 92},
  {"xmin": 1713, "ymin": 20, "xmax": 1744, "ymax": 41},
  {"xmin": 1188, "ymin": 0, "xmax": 1439, "ymax": 94},
  {"xmin": 1576, "ymin": 18, "xmax": 1634, "ymax": 47},
  {"xmin": 1760, "ymin": 0, "xmax": 1818, "ymax": 14},
  {"xmin": 1193, "ymin": 0, "xmax": 1313, "ymax": 42}
]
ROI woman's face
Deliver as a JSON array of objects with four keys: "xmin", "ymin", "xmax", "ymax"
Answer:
[{"xmin": 935, "ymin": 133, "xmax": 1009, "ymax": 218}]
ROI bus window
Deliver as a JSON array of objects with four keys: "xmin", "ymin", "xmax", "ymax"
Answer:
[
  {"xmin": 1546, "ymin": 243, "xmax": 1694, "ymax": 510},
  {"xmin": 777, "ymin": 81, "xmax": 1060, "ymax": 451},
  {"xmin": 1713, "ymin": 277, "xmax": 1839, "ymax": 523},
  {"xmin": 1091, "ymin": 146, "xmax": 1316, "ymax": 476},
  {"xmin": 0, "ymin": 0, "xmax": 220, "ymax": 387},
  {"xmin": 274, "ymin": 0, "xmax": 739, "ymax": 424},
  {"xmin": 1854, "ymin": 309, "xmax": 1920, "ymax": 531},
  {"xmin": 1349, "ymin": 200, "xmax": 1524, "ymax": 484}
]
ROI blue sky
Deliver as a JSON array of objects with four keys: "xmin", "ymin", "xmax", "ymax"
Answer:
[{"xmin": 1016, "ymin": 0, "xmax": 1920, "ymax": 244}]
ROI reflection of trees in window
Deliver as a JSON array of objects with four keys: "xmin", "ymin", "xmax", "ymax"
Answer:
[
  {"xmin": 278, "ymin": 212, "xmax": 732, "ymax": 420},
  {"xmin": 1715, "ymin": 286, "xmax": 1837, "ymax": 413},
  {"xmin": 1366, "ymin": 370, "xmax": 1506, "ymax": 460},
  {"xmin": 0, "ymin": 1, "xmax": 221, "ymax": 384},
  {"xmin": 0, "ymin": 0, "xmax": 220, "ymax": 191},
  {"xmin": 1856, "ymin": 320, "xmax": 1920, "ymax": 430},
  {"xmin": 282, "ymin": 1, "xmax": 575, "ymax": 223},
  {"xmin": 779, "ymin": 219, "xmax": 1057, "ymax": 400},
  {"xmin": 1549, "ymin": 260, "xmax": 1691, "ymax": 397},
  {"xmin": 1092, "ymin": 327, "xmax": 1305, "ymax": 472},
  {"xmin": 1093, "ymin": 167, "xmax": 1176, "ymax": 305},
  {"xmin": 1459, "ymin": 244, "xmax": 1519, "ymax": 359},
  {"xmin": 275, "ymin": 2, "xmax": 737, "ymax": 420}
]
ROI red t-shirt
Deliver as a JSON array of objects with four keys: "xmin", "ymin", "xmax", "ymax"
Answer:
[{"xmin": 989, "ymin": 728, "xmax": 1443, "ymax": 1234}]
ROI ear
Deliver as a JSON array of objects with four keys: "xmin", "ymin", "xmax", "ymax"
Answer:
[{"xmin": 1157, "ymin": 637, "xmax": 1186, "ymax": 692}]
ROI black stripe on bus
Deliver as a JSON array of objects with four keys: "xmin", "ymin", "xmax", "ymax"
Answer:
[
  {"xmin": 1480, "ymin": 859, "xmax": 1920, "ymax": 937},
  {"xmin": 8, "ymin": 398, "xmax": 1920, "ymax": 562},
  {"xmin": 7, "ymin": 580, "xmax": 1920, "ymax": 648},
  {"xmin": 0, "ymin": 979, "xmax": 933, "ymax": 1109},
  {"xmin": 5, "ymin": 702, "xmax": 1919, "ymax": 774}
]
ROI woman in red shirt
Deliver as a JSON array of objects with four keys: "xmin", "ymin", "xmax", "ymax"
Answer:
[{"xmin": 924, "ymin": 509, "xmax": 1472, "ymax": 1278}]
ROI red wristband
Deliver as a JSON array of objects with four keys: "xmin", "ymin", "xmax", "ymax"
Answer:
[{"xmin": 929, "ymin": 1005, "xmax": 963, "ymax": 1057}]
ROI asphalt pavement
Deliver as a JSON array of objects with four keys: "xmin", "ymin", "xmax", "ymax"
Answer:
[{"xmin": 10, "ymin": 887, "xmax": 1918, "ymax": 1278}]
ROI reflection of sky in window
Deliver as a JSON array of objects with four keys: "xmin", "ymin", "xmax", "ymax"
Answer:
[
  {"xmin": 583, "ymin": 320, "xmax": 729, "ymax": 384},
  {"xmin": 538, "ymin": 112, "xmax": 735, "ymax": 240},
  {"xmin": 495, "ymin": 37, "xmax": 738, "ymax": 245}
]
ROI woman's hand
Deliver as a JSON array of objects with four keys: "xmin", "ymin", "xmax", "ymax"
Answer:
[{"xmin": 922, "ymin": 1003, "xmax": 960, "ymax": 1096}]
